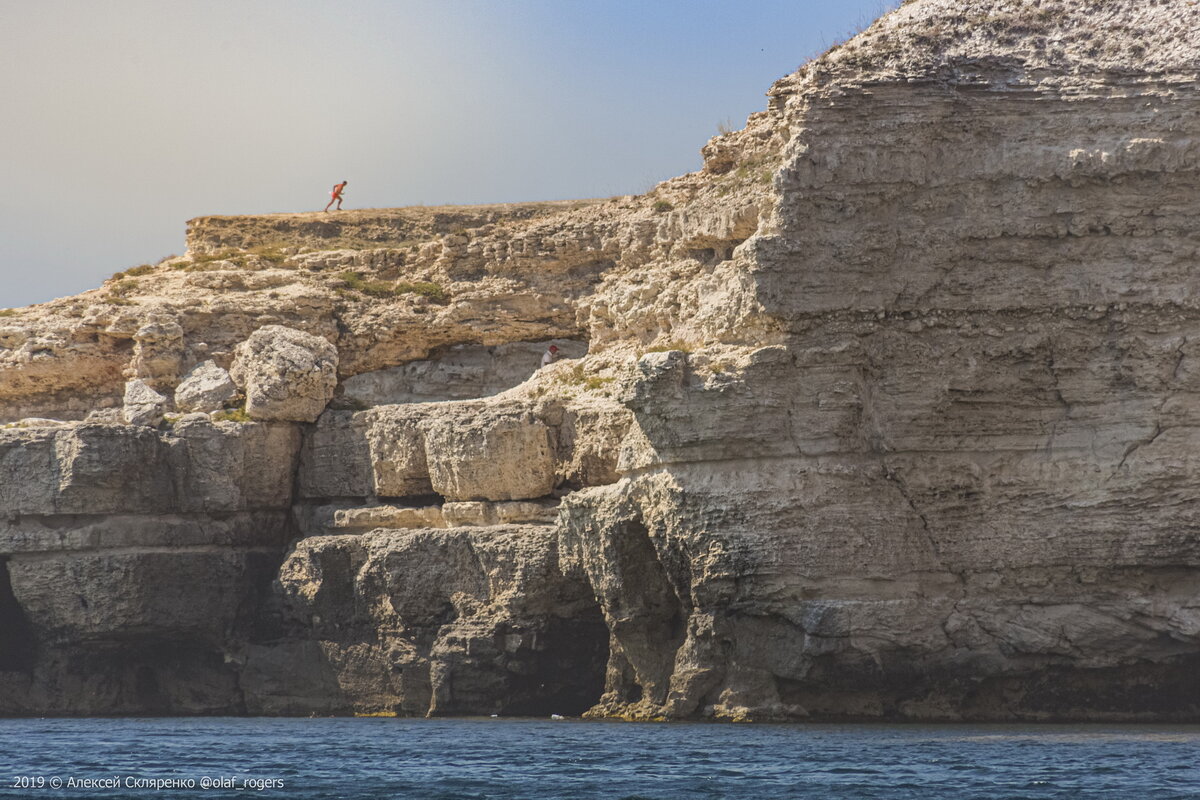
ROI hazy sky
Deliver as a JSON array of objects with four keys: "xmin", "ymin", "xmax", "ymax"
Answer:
[{"xmin": 1, "ymin": 0, "xmax": 897, "ymax": 308}]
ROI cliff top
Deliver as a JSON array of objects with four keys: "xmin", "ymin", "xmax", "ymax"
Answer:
[
  {"xmin": 187, "ymin": 199, "xmax": 608, "ymax": 254},
  {"xmin": 3, "ymin": 0, "xmax": 1192, "ymax": 424},
  {"xmin": 784, "ymin": 0, "xmax": 1200, "ymax": 93}
]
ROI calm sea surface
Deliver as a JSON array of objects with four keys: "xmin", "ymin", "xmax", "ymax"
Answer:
[{"xmin": 0, "ymin": 718, "xmax": 1196, "ymax": 799}]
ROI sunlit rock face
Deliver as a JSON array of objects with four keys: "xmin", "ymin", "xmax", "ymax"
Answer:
[
  {"xmin": 1, "ymin": 0, "xmax": 1199, "ymax": 720},
  {"xmin": 552, "ymin": 0, "xmax": 1200, "ymax": 721}
]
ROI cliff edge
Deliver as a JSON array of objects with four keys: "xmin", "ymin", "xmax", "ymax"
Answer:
[{"xmin": 1, "ymin": 0, "xmax": 1198, "ymax": 720}]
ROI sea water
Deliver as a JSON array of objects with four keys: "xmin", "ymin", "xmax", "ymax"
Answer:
[{"xmin": 1, "ymin": 718, "xmax": 1196, "ymax": 799}]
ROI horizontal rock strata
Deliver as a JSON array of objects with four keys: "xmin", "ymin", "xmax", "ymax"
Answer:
[{"xmin": 0, "ymin": 0, "xmax": 1197, "ymax": 720}]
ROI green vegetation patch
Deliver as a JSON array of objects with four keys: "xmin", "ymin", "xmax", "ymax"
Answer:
[
  {"xmin": 559, "ymin": 363, "xmax": 615, "ymax": 393},
  {"xmin": 336, "ymin": 271, "xmax": 450, "ymax": 303},
  {"xmin": 563, "ymin": 363, "xmax": 587, "ymax": 385},
  {"xmin": 111, "ymin": 264, "xmax": 155, "ymax": 281},
  {"xmin": 336, "ymin": 270, "xmax": 397, "ymax": 298},
  {"xmin": 247, "ymin": 245, "xmax": 289, "ymax": 265},
  {"xmin": 212, "ymin": 408, "xmax": 251, "ymax": 423},
  {"xmin": 108, "ymin": 278, "xmax": 140, "ymax": 297}
]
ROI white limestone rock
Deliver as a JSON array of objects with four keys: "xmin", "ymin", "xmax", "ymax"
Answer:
[
  {"xmin": 332, "ymin": 504, "xmax": 445, "ymax": 531},
  {"xmin": 365, "ymin": 411, "xmax": 431, "ymax": 497},
  {"xmin": 3, "ymin": 0, "xmax": 1200, "ymax": 723},
  {"xmin": 174, "ymin": 360, "xmax": 237, "ymax": 413},
  {"xmin": 230, "ymin": 326, "xmax": 338, "ymax": 422},
  {"xmin": 121, "ymin": 379, "xmax": 167, "ymax": 427},
  {"xmin": 442, "ymin": 500, "xmax": 556, "ymax": 527},
  {"xmin": 423, "ymin": 410, "xmax": 556, "ymax": 501}
]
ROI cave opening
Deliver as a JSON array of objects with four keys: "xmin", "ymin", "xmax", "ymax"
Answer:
[
  {"xmin": 606, "ymin": 520, "xmax": 688, "ymax": 706},
  {"xmin": 0, "ymin": 557, "xmax": 36, "ymax": 672},
  {"xmin": 134, "ymin": 665, "xmax": 167, "ymax": 711},
  {"xmin": 497, "ymin": 605, "xmax": 610, "ymax": 717}
]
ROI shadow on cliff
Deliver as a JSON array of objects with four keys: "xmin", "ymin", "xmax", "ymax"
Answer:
[
  {"xmin": 240, "ymin": 527, "xmax": 610, "ymax": 718},
  {"xmin": 0, "ymin": 558, "xmax": 35, "ymax": 673}
]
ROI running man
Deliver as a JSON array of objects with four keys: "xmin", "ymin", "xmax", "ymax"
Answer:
[{"xmin": 324, "ymin": 180, "xmax": 348, "ymax": 212}]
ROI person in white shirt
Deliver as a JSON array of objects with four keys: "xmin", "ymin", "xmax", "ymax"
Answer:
[{"xmin": 541, "ymin": 345, "xmax": 560, "ymax": 368}]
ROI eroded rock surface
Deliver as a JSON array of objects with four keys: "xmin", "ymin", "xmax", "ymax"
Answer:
[
  {"xmin": 240, "ymin": 527, "xmax": 607, "ymax": 716},
  {"xmin": 175, "ymin": 360, "xmax": 237, "ymax": 413},
  {"xmin": 231, "ymin": 325, "xmax": 338, "ymax": 422},
  {"xmin": 1, "ymin": 0, "xmax": 1198, "ymax": 720},
  {"xmin": 121, "ymin": 379, "xmax": 167, "ymax": 427},
  {"xmin": 340, "ymin": 339, "xmax": 586, "ymax": 406}
]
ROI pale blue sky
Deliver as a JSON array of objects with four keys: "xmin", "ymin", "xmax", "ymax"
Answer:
[{"xmin": 1, "ymin": 1, "xmax": 897, "ymax": 307}]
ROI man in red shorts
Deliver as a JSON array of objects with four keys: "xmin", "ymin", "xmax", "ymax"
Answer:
[{"xmin": 324, "ymin": 180, "xmax": 348, "ymax": 212}]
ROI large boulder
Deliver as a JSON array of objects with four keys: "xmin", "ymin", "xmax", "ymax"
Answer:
[
  {"xmin": 174, "ymin": 360, "xmax": 237, "ymax": 413},
  {"xmin": 121, "ymin": 379, "xmax": 167, "ymax": 427},
  {"xmin": 230, "ymin": 326, "xmax": 338, "ymax": 422},
  {"xmin": 423, "ymin": 409, "xmax": 556, "ymax": 501}
]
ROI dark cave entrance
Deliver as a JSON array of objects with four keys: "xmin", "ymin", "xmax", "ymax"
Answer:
[
  {"xmin": 606, "ymin": 519, "xmax": 688, "ymax": 706},
  {"xmin": 0, "ymin": 557, "xmax": 36, "ymax": 672},
  {"xmin": 496, "ymin": 605, "xmax": 610, "ymax": 717}
]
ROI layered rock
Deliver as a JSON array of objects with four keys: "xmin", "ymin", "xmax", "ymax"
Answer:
[
  {"xmin": 242, "ymin": 527, "xmax": 608, "ymax": 716},
  {"xmin": 339, "ymin": 339, "xmax": 586, "ymax": 406},
  {"xmin": 1, "ymin": 0, "xmax": 1198, "ymax": 721},
  {"xmin": 546, "ymin": 0, "xmax": 1200, "ymax": 719},
  {"xmin": 0, "ymin": 417, "xmax": 299, "ymax": 714}
]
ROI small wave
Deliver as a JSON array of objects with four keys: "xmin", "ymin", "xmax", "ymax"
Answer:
[{"xmin": 0, "ymin": 719, "xmax": 1196, "ymax": 799}]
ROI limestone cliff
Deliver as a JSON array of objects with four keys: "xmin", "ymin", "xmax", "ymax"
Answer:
[{"xmin": 1, "ymin": 0, "xmax": 1198, "ymax": 720}]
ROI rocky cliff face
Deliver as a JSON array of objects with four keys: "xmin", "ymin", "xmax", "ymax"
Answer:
[{"xmin": 1, "ymin": 0, "xmax": 1198, "ymax": 720}]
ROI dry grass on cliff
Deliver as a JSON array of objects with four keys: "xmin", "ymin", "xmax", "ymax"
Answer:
[
  {"xmin": 334, "ymin": 270, "xmax": 449, "ymax": 304},
  {"xmin": 109, "ymin": 264, "xmax": 155, "ymax": 281},
  {"xmin": 173, "ymin": 246, "xmax": 295, "ymax": 272}
]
